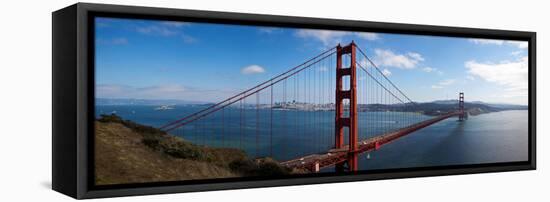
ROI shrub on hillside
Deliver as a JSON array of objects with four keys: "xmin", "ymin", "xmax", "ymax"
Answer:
[
  {"xmin": 141, "ymin": 135, "xmax": 213, "ymax": 161},
  {"xmin": 229, "ymin": 157, "xmax": 291, "ymax": 176}
]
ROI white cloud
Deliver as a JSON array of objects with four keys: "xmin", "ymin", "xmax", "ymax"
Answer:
[
  {"xmin": 181, "ymin": 34, "xmax": 198, "ymax": 43},
  {"xmin": 295, "ymin": 29, "xmax": 379, "ymax": 46},
  {"xmin": 466, "ymin": 75, "xmax": 475, "ymax": 80},
  {"xmin": 407, "ymin": 52, "xmax": 425, "ymax": 62},
  {"xmin": 469, "ymin": 39, "xmax": 504, "ymax": 45},
  {"xmin": 96, "ymin": 84, "xmax": 235, "ymax": 102},
  {"xmin": 136, "ymin": 22, "xmax": 198, "ymax": 43},
  {"xmin": 161, "ymin": 21, "xmax": 190, "ymax": 27},
  {"xmin": 296, "ymin": 29, "xmax": 349, "ymax": 46},
  {"xmin": 422, "ymin": 67, "xmax": 435, "ymax": 73},
  {"xmin": 373, "ymin": 49, "xmax": 424, "ymax": 69},
  {"xmin": 137, "ymin": 25, "xmax": 178, "ymax": 36},
  {"xmin": 241, "ymin": 65, "xmax": 266, "ymax": 75},
  {"xmin": 382, "ymin": 69, "xmax": 392, "ymax": 76},
  {"xmin": 439, "ymin": 79, "xmax": 456, "ymax": 85},
  {"xmin": 259, "ymin": 27, "xmax": 283, "ymax": 34},
  {"xmin": 354, "ymin": 32, "xmax": 380, "ymax": 41},
  {"xmin": 510, "ymin": 50, "xmax": 523, "ymax": 56},
  {"xmin": 465, "ymin": 57, "xmax": 528, "ymax": 98},
  {"xmin": 318, "ymin": 66, "xmax": 328, "ymax": 72},
  {"xmin": 507, "ymin": 41, "xmax": 528, "ymax": 49},
  {"xmin": 97, "ymin": 84, "xmax": 187, "ymax": 99},
  {"xmin": 422, "ymin": 67, "xmax": 443, "ymax": 75},
  {"xmin": 431, "ymin": 79, "xmax": 455, "ymax": 89},
  {"xmin": 469, "ymin": 38, "xmax": 528, "ymax": 49}
]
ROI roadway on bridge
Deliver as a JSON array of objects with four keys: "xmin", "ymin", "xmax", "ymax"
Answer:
[{"xmin": 281, "ymin": 111, "xmax": 462, "ymax": 172}]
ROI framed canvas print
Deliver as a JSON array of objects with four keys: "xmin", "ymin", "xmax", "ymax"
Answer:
[{"xmin": 52, "ymin": 3, "xmax": 536, "ymax": 199}]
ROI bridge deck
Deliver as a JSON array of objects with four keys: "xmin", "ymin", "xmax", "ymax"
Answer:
[{"xmin": 280, "ymin": 111, "xmax": 461, "ymax": 172}]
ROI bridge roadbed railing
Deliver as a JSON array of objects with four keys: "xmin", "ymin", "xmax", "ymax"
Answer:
[{"xmin": 280, "ymin": 111, "xmax": 462, "ymax": 172}]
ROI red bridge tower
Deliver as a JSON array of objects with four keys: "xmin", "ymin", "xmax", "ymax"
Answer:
[
  {"xmin": 459, "ymin": 92, "xmax": 465, "ymax": 121},
  {"xmin": 335, "ymin": 42, "xmax": 358, "ymax": 172}
]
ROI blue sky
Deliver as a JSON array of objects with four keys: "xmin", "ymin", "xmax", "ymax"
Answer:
[{"xmin": 95, "ymin": 17, "xmax": 528, "ymax": 105}]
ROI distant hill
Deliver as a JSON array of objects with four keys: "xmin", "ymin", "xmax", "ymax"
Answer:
[
  {"xmin": 357, "ymin": 100, "xmax": 527, "ymax": 116},
  {"xmin": 430, "ymin": 99, "xmax": 459, "ymax": 105},
  {"xmin": 428, "ymin": 99, "xmax": 527, "ymax": 110},
  {"xmin": 96, "ymin": 98, "xmax": 212, "ymax": 106}
]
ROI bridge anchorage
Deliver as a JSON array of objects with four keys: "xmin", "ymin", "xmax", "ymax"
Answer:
[{"xmin": 160, "ymin": 41, "xmax": 467, "ymax": 173}]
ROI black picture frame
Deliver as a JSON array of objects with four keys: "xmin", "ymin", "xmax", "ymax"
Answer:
[{"xmin": 52, "ymin": 2, "xmax": 536, "ymax": 199}]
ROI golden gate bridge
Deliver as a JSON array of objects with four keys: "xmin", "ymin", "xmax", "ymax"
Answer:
[{"xmin": 159, "ymin": 42, "xmax": 466, "ymax": 172}]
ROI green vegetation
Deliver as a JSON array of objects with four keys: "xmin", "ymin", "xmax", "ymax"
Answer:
[
  {"xmin": 229, "ymin": 158, "xmax": 291, "ymax": 176},
  {"xmin": 141, "ymin": 134, "xmax": 213, "ymax": 161}
]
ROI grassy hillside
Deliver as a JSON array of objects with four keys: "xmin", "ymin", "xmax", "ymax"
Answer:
[{"xmin": 95, "ymin": 114, "xmax": 292, "ymax": 185}]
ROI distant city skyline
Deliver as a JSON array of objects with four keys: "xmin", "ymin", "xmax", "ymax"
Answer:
[{"xmin": 95, "ymin": 17, "xmax": 529, "ymax": 105}]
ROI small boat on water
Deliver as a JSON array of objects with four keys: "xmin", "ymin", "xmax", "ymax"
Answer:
[{"xmin": 154, "ymin": 105, "xmax": 175, "ymax": 111}]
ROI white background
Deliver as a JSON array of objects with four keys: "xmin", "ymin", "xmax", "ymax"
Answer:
[{"xmin": 0, "ymin": 0, "xmax": 547, "ymax": 201}]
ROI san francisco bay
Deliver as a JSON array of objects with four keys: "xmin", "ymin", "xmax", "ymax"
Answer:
[{"xmin": 96, "ymin": 105, "xmax": 528, "ymax": 171}]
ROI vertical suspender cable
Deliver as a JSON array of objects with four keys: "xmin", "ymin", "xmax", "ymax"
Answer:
[
  {"xmin": 270, "ymin": 83, "xmax": 273, "ymax": 157},
  {"xmin": 256, "ymin": 93, "xmax": 259, "ymax": 157}
]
